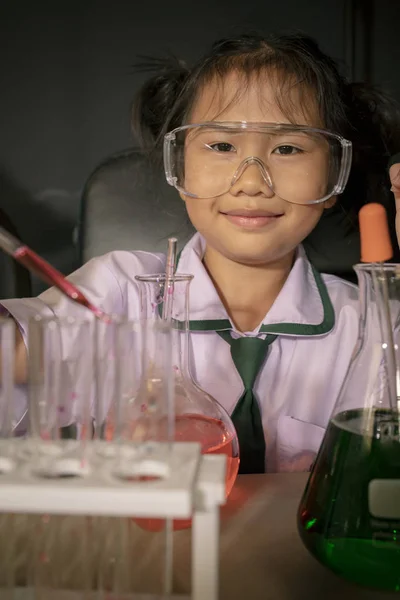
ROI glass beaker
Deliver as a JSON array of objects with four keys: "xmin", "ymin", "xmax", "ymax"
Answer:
[
  {"xmin": 27, "ymin": 315, "xmax": 93, "ymax": 477},
  {"xmin": 111, "ymin": 317, "xmax": 174, "ymax": 479},
  {"xmin": 298, "ymin": 264, "xmax": 400, "ymax": 591},
  {"xmin": 133, "ymin": 273, "xmax": 240, "ymax": 531},
  {"xmin": 0, "ymin": 317, "xmax": 17, "ymax": 475},
  {"xmin": 93, "ymin": 316, "xmax": 139, "ymax": 450}
]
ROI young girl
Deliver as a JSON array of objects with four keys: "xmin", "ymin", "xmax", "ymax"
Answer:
[{"xmin": 4, "ymin": 32, "xmax": 400, "ymax": 474}]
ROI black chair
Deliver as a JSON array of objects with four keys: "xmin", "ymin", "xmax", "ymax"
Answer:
[
  {"xmin": 79, "ymin": 149, "xmax": 193, "ymax": 263},
  {"xmin": 0, "ymin": 207, "xmax": 32, "ymax": 299},
  {"xmin": 78, "ymin": 148, "xmax": 361, "ymax": 282}
]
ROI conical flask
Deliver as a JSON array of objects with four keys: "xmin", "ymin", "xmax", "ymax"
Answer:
[
  {"xmin": 298, "ymin": 264, "xmax": 400, "ymax": 591},
  {"xmin": 133, "ymin": 273, "xmax": 240, "ymax": 530}
]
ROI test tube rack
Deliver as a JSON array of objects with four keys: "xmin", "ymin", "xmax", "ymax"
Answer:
[{"xmin": 0, "ymin": 440, "xmax": 227, "ymax": 600}]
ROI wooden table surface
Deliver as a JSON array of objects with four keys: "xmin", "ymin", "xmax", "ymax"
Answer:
[
  {"xmin": 4, "ymin": 472, "xmax": 400, "ymax": 599},
  {"xmin": 170, "ymin": 472, "xmax": 399, "ymax": 600}
]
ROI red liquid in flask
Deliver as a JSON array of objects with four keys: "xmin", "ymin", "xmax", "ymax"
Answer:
[{"xmin": 134, "ymin": 413, "xmax": 239, "ymax": 532}]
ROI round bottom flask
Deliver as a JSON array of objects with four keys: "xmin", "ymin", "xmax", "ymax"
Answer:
[{"xmin": 131, "ymin": 274, "xmax": 239, "ymax": 531}]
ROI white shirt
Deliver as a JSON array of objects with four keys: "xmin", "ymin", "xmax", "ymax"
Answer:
[{"xmin": 3, "ymin": 233, "xmax": 360, "ymax": 472}]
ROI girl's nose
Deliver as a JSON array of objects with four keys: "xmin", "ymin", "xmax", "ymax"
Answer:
[{"xmin": 229, "ymin": 157, "xmax": 275, "ymax": 197}]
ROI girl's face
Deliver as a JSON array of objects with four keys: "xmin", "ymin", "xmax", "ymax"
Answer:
[{"xmin": 179, "ymin": 71, "xmax": 335, "ymax": 267}]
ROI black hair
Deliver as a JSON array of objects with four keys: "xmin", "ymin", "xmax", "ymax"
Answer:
[
  {"xmin": 131, "ymin": 54, "xmax": 190, "ymax": 151},
  {"xmin": 131, "ymin": 32, "xmax": 400, "ymax": 239}
]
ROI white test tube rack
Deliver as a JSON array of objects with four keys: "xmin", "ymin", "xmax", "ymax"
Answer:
[{"xmin": 0, "ymin": 440, "xmax": 227, "ymax": 600}]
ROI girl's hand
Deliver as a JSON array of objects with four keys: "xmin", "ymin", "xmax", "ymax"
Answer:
[{"xmin": 389, "ymin": 153, "xmax": 400, "ymax": 246}]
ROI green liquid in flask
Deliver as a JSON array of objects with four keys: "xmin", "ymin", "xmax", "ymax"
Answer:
[{"xmin": 298, "ymin": 408, "xmax": 400, "ymax": 591}]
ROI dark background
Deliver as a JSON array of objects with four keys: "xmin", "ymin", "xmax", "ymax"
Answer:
[{"xmin": 0, "ymin": 0, "xmax": 399, "ymax": 293}]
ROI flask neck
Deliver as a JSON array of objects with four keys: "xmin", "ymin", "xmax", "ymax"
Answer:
[
  {"xmin": 136, "ymin": 274, "xmax": 194, "ymax": 381},
  {"xmin": 355, "ymin": 264, "xmax": 400, "ymax": 341},
  {"xmin": 351, "ymin": 263, "xmax": 400, "ymax": 414}
]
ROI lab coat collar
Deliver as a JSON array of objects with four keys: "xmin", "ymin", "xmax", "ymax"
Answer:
[{"xmin": 176, "ymin": 233, "xmax": 334, "ymax": 337}]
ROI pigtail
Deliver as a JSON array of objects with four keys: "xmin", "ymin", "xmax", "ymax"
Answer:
[
  {"xmin": 336, "ymin": 82, "xmax": 400, "ymax": 258},
  {"xmin": 130, "ymin": 55, "xmax": 190, "ymax": 158},
  {"xmin": 346, "ymin": 83, "xmax": 400, "ymax": 170},
  {"xmin": 341, "ymin": 82, "xmax": 400, "ymax": 211}
]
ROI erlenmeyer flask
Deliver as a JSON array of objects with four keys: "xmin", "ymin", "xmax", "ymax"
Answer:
[
  {"xmin": 133, "ymin": 273, "xmax": 240, "ymax": 531},
  {"xmin": 298, "ymin": 264, "xmax": 400, "ymax": 591}
]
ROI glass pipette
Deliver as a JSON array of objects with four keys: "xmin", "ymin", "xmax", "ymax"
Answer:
[{"xmin": 0, "ymin": 226, "xmax": 108, "ymax": 321}]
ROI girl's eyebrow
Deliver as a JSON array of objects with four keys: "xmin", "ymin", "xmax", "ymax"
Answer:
[
  {"xmin": 186, "ymin": 129, "xmax": 250, "ymax": 144},
  {"xmin": 185, "ymin": 126, "xmax": 240, "ymax": 139},
  {"xmin": 187, "ymin": 127, "xmax": 323, "ymax": 141}
]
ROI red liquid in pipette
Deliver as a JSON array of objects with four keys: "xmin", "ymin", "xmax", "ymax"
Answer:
[
  {"xmin": 131, "ymin": 413, "xmax": 239, "ymax": 532},
  {"xmin": 14, "ymin": 246, "xmax": 106, "ymax": 319}
]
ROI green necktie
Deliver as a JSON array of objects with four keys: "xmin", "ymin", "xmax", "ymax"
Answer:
[{"xmin": 218, "ymin": 331, "xmax": 277, "ymax": 474}]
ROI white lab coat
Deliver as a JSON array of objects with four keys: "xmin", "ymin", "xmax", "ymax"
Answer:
[{"xmin": 2, "ymin": 233, "xmax": 361, "ymax": 472}]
